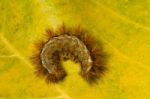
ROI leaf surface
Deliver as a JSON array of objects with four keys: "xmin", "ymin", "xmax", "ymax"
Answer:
[{"xmin": 0, "ymin": 0, "xmax": 150, "ymax": 99}]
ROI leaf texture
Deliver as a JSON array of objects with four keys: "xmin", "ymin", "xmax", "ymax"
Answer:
[{"xmin": 0, "ymin": 0, "xmax": 150, "ymax": 99}]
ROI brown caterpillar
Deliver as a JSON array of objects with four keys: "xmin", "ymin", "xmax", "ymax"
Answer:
[{"xmin": 30, "ymin": 25, "xmax": 107, "ymax": 84}]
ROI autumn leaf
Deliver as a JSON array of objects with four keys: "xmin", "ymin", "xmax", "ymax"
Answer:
[{"xmin": 0, "ymin": 0, "xmax": 150, "ymax": 99}]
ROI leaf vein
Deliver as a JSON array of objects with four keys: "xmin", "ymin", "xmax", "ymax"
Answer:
[{"xmin": 94, "ymin": 0, "xmax": 150, "ymax": 31}]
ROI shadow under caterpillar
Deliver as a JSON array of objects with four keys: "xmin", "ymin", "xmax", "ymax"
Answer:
[{"xmin": 30, "ymin": 25, "xmax": 108, "ymax": 84}]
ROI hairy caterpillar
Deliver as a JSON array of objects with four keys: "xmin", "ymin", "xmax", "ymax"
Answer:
[{"xmin": 30, "ymin": 25, "xmax": 107, "ymax": 84}]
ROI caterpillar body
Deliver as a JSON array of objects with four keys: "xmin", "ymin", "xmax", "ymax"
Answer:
[{"xmin": 30, "ymin": 25, "xmax": 107, "ymax": 84}]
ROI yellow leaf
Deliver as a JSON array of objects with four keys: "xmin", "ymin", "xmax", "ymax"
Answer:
[{"xmin": 0, "ymin": 0, "xmax": 150, "ymax": 99}]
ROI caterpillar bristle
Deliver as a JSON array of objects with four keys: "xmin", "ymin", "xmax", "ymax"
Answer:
[
  {"xmin": 45, "ymin": 69, "xmax": 67, "ymax": 83},
  {"xmin": 58, "ymin": 25, "xmax": 72, "ymax": 36},
  {"xmin": 45, "ymin": 28, "xmax": 54, "ymax": 39}
]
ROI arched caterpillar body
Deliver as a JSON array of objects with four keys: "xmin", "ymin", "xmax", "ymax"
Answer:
[{"xmin": 30, "ymin": 25, "xmax": 107, "ymax": 84}]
